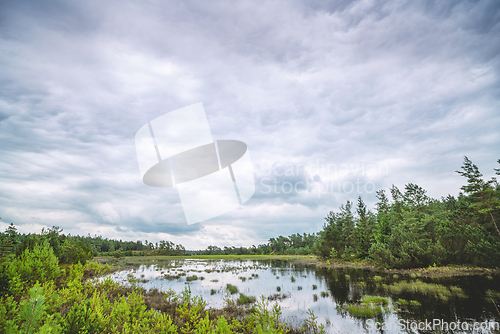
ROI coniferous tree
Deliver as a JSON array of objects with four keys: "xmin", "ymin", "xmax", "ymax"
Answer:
[{"xmin": 456, "ymin": 156, "xmax": 500, "ymax": 238}]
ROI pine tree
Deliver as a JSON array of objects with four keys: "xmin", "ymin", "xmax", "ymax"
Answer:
[
  {"xmin": 375, "ymin": 190, "xmax": 390, "ymax": 243},
  {"xmin": 456, "ymin": 156, "xmax": 500, "ymax": 238}
]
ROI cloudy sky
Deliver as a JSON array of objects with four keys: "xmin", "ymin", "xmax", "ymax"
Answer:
[{"xmin": 1, "ymin": 0, "xmax": 499, "ymax": 249}]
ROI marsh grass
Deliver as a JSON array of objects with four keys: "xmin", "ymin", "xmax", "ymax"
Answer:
[
  {"xmin": 226, "ymin": 284, "xmax": 238, "ymax": 294},
  {"xmin": 344, "ymin": 304, "xmax": 383, "ymax": 317},
  {"xmin": 382, "ymin": 280, "xmax": 466, "ymax": 300},
  {"xmin": 339, "ymin": 295, "xmax": 391, "ymax": 318},
  {"xmin": 236, "ymin": 294, "xmax": 256, "ymax": 305},
  {"xmin": 163, "ymin": 274, "xmax": 181, "ymax": 280},
  {"xmin": 361, "ymin": 296, "xmax": 388, "ymax": 305},
  {"xmin": 267, "ymin": 293, "xmax": 290, "ymax": 301},
  {"xmin": 186, "ymin": 275, "xmax": 198, "ymax": 281},
  {"xmin": 312, "ymin": 285, "xmax": 317, "ymax": 290},
  {"xmin": 396, "ymin": 298, "xmax": 408, "ymax": 305}
]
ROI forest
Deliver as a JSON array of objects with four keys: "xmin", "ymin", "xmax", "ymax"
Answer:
[{"xmin": 313, "ymin": 157, "xmax": 500, "ymax": 268}]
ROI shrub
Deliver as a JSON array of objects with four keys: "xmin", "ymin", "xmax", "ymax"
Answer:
[
  {"xmin": 6, "ymin": 242, "xmax": 61, "ymax": 294},
  {"xmin": 59, "ymin": 241, "xmax": 93, "ymax": 265}
]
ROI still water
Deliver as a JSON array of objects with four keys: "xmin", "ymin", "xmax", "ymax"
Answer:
[{"xmin": 101, "ymin": 258, "xmax": 500, "ymax": 333}]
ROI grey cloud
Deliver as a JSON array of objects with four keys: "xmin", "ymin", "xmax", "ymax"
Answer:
[{"xmin": 0, "ymin": 0, "xmax": 499, "ymax": 247}]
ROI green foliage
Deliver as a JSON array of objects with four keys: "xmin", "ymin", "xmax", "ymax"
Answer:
[
  {"xmin": 314, "ymin": 157, "xmax": 500, "ymax": 268},
  {"xmin": 59, "ymin": 240, "xmax": 93, "ymax": 265},
  {"xmin": 246, "ymin": 297, "xmax": 287, "ymax": 334},
  {"xmin": 20, "ymin": 285, "xmax": 46, "ymax": 334},
  {"xmin": 4, "ymin": 242, "xmax": 61, "ymax": 295},
  {"xmin": 302, "ymin": 309, "xmax": 326, "ymax": 334}
]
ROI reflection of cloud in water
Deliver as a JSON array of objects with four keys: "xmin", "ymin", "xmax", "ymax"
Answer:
[{"xmin": 98, "ymin": 259, "xmax": 500, "ymax": 334}]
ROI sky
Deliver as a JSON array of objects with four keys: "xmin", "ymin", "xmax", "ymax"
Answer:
[{"xmin": 0, "ymin": 0, "xmax": 499, "ymax": 250}]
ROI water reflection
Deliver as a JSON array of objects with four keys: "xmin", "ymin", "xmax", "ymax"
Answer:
[{"xmin": 101, "ymin": 259, "xmax": 500, "ymax": 333}]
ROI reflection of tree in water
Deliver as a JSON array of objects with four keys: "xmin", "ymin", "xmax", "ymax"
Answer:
[
  {"xmin": 306, "ymin": 266, "xmax": 500, "ymax": 327},
  {"xmin": 316, "ymin": 267, "xmax": 374, "ymax": 305}
]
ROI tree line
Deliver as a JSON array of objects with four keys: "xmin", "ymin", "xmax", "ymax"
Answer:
[
  {"xmin": 199, "ymin": 233, "xmax": 318, "ymax": 256},
  {"xmin": 0, "ymin": 225, "xmax": 186, "ymax": 265}
]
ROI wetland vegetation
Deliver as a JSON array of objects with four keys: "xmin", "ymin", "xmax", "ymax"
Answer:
[{"xmin": 0, "ymin": 156, "xmax": 499, "ymax": 333}]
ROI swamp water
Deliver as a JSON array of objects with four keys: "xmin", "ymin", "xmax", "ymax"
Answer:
[{"xmin": 101, "ymin": 258, "xmax": 500, "ymax": 333}]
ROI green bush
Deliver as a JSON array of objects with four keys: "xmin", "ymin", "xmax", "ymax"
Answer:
[
  {"xmin": 59, "ymin": 241, "xmax": 93, "ymax": 265},
  {"xmin": 5, "ymin": 242, "xmax": 61, "ymax": 294}
]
